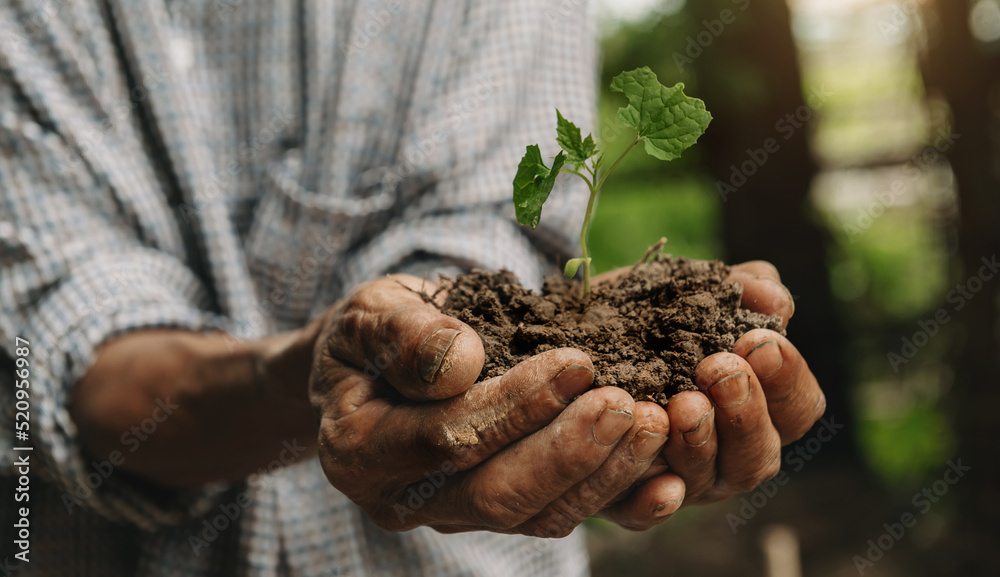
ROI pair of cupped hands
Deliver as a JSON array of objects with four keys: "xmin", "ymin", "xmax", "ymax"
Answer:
[{"xmin": 307, "ymin": 261, "xmax": 824, "ymax": 537}]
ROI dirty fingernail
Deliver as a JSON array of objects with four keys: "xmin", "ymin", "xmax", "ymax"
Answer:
[
  {"xmin": 707, "ymin": 371, "xmax": 751, "ymax": 408},
  {"xmin": 593, "ymin": 409, "xmax": 633, "ymax": 446},
  {"xmin": 551, "ymin": 364, "xmax": 594, "ymax": 404},
  {"xmin": 746, "ymin": 339, "xmax": 783, "ymax": 380},
  {"xmin": 653, "ymin": 497, "xmax": 683, "ymax": 517},
  {"xmin": 630, "ymin": 430, "xmax": 667, "ymax": 461},
  {"xmin": 683, "ymin": 408, "xmax": 715, "ymax": 447},
  {"xmin": 417, "ymin": 327, "xmax": 460, "ymax": 382}
]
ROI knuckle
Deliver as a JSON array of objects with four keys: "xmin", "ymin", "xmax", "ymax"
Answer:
[
  {"xmin": 548, "ymin": 499, "xmax": 591, "ymax": 528},
  {"xmin": 422, "ymin": 418, "xmax": 485, "ymax": 470},
  {"xmin": 468, "ymin": 489, "xmax": 531, "ymax": 529},
  {"xmin": 781, "ymin": 423, "xmax": 811, "ymax": 444},
  {"xmin": 317, "ymin": 420, "xmax": 366, "ymax": 485},
  {"xmin": 523, "ymin": 501, "xmax": 589, "ymax": 538},
  {"xmin": 780, "ymin": 380, "xmax": 825, "ymax": 444},
  {"xmin": 808, "ymin": 388, "xmax": 828, "ymax": 424},
  {"xmin": 783, "ymin": 407, "xmax": 821, "ymax": 444},
  {"xmin": 728, "ymin": 476, "xmax": 761, "ymax": 494},
  {"xmin": 318, "ymin": 417, "xmax": 348, "ymax": 450},
  {"xmin": 733, "ymin": 456, "xmax": 781, "ymax": 493},
  {"xmin": 685, "ymin": 474, "xmax": 716, "ymax": 501},
  {"xmin": 580, "ymin": 467, "xmax": 621, "ymax": 503},
  {"xmin": 549, "ymin": 459, "xmax": 596, "ymax": 490},
  {"xmin": 335, "ymin": 288, "xmax": 385, "ymax": 344},
  {"xmin": 759, "ymin": 456, "xmax": 782, "ymax": 483},
  {"xmin": 338, "ymin": 306, "xmax": 369, "ymax": 343},
  {"xmin": 527, "ymin": 515, "xmax": 579, "ymax": 539}
]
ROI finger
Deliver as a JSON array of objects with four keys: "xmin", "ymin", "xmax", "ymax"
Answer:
[
  {"xmin": 727, "ymin": 264, "xmax": 794, "ymax": 327},
  {"xmin": 637, "ymin": 454, "xmax": 669, "ymax": 482},
  {"xmin": 730, "ymin": 260, "xmax": 781, "ymax": 282},
  {"xmin": 695, "ymin": 352, "xmax": 782, "ymax": 495},
  {"xmin": 661, "ymin": 390, "xmax": 719, "ymax": 502},
  {"xmin": 422, "ymin": 387, "xmax": 636, "ymax": 530},
  {"xmin": 326, "ymin": 275, "xmax": 485, "ymax": 400},
  {"xmin": 517, "ymin": 401, "xmax": 669, "ymax": 538},
  {"xmin": 410, "ymin": 348, "xmax": 597, "ymax": 470},
  {"xmin": 603, "ymin": 451, "xmax": 669, "ymax": 509},
  {"xmin": 316, "ymin": 348, "xmax": 597, "ymax": 490},
  {"xmin": 315, "ymin": 348, "xmax": 599, "ymax": 532},
  {"xmin": 596, "ymin": 473, "xmax": 686, "ymax": 531},
  {"xmin": 435, "ymin": 471, "xmax": 684, "ymax": 535},
  {"xmin": 734, "ymin": 329, "xmax": 825, "ymax": 445}
]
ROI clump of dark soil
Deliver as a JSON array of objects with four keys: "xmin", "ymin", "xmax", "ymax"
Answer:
[{"xmin": 440, "ymin": 255, "xmax": 785, "ymax": 407}]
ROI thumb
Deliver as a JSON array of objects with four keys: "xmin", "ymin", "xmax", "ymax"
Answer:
[{"xmin": 324, "ymin": 274, "xmax": 485, "ymax": 400}]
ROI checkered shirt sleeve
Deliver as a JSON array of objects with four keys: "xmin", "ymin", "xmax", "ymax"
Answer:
[{"xmin": 0, "ymin": 0, "xmax": 598, "ymax": 575}]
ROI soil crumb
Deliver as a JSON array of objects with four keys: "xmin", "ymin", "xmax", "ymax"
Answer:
[{"xmin": 440, "ymin": 255, "xmax": 785, "ymax": 407}]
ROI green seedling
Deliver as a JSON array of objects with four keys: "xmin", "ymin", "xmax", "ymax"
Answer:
[{"xmin": 513, "ymin": 67, "xmax": 713, "ymax": 299}]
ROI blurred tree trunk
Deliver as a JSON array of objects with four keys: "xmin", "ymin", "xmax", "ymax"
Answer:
[
  {"xmin": 921, "ymin": 0, "xmax": 1000, "ymax": 571},
  {"xmin": 688, "ymin": 0, "xmax": 853, "ymax": 459}
]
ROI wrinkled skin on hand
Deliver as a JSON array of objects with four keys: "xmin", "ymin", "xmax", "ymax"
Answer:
[{"xmin": 309, "ymin": 261, "xmax": 823, "ymax": 536}]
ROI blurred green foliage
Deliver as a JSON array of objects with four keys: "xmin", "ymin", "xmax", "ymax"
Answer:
[{"xmin": 589, "ymin": 176, "xmax": 722, "ymax": 273}]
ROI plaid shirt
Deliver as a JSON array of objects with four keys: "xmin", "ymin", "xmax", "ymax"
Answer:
[{"xmin": 0, "ymin": 0, "xmax": 597, "ymax": 575}]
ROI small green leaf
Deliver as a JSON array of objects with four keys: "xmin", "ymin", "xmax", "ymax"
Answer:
[
  {"xmin": 610, "ymin": 67, "xmax": 712, "ymax": 161},
  {"xmin": 555, "ymin": 110, "xmax": 597, "ymax": 168},
  {"xmin": 513, "ymin": 145, "xmax": 567, "ymax": 228},
  {"xmin": 592, "ymin": 151, "xmax": 605, "ymax": 171},
  {"xmin": 564, "ymin": 257, "xmax": 590, "ymax": 279}
]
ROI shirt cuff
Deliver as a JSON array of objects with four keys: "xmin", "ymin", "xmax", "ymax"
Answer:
[{"xmin": 3, "ymin": 248, "xmax": 233, "ymax": 530}]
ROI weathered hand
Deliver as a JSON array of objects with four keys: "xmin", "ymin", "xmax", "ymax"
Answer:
[
  {"xmin": 652, "ymin": 261, "xmax": 824, "ymax": 508},
  {"xmin": 309, "ymin": 275, "xmax": 674, "ymax": 536},
  {"xmin": 590, "ymin": 260, "xmax": 824, "ymax": 529}
]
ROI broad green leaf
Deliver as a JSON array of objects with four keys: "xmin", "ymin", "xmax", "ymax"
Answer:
[
  {"xmin": 609, "ymin": 67, "xmax": 712, "ymax": 161},
  {"xmin": 564, "ymin": 257, "xmax": 590, "ymax": 279},
  {"xmin": 513, "ymin": 145, "xmax": 567, "ymax": 228},
  {"xmin": 555, "ymin": 110, "xmax": 597, "ymax": 168}
]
